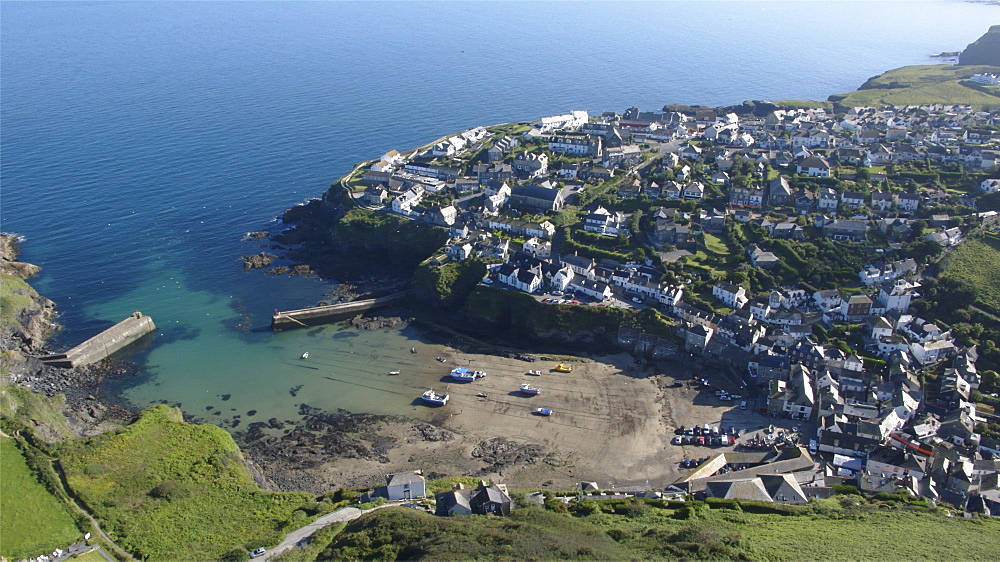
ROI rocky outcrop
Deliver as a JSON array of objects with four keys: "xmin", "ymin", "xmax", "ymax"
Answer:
[
  {"xmin": 959, "ymin": 25, "xmax": 1000, "ymax": 66},
  {"xmin": 241, "ymin": 252, "xmax": 277, "ymax": 270}
]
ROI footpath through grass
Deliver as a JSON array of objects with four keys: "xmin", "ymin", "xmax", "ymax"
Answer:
[
  {"xmin": 53, "ymin": 405, "xmax": 315, "ymax": 560},
  {"xmin": 0, "ymin": 438, "xmax": 81, "ymax": 559}
]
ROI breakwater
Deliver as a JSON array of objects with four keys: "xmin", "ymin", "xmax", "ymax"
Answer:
[
  {"xmin": 271, "ymin": 292, "xmax": 409, "ymax": 331},
  {"xmin": 41, "ymin": 312, "xmax": 156, "ymax": 368}
]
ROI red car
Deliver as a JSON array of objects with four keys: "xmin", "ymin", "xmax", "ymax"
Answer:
[{"xmin": 697, "ymin": 436, "xmax": 706, "ymax": 446}]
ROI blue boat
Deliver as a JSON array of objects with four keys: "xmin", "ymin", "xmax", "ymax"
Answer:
[
  {"xmin": 420, "ymin": 389, "xmax": 450, "ymax": 406},
  {"xmin": 535, "ymin": 408, "xmax": 553, "ymax": 416},
  {"xmin": 450, "ymin": 367, "xmax": 486, "ymax": 382},
  {"xmin": 519, "ymin": 383, "xmax": 541, "ymax": 395}
]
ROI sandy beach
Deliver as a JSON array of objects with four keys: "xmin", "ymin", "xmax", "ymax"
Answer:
[{"xmin": 266, "ymin": 338, "xmax": 755, "ymax": 493}]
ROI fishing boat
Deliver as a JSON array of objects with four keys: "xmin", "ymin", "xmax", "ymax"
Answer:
[
  {"xmin": 420, "ymin": 389, "xmax": 449, "ymax": 406},
  {"xmin": 518, "ymin": 383, "xmax": 541, "ymax": 395},
  {"xmin": 450, "ymin": 367, "xmax": 486, "ymax": 382},
  {"xmin": 553, "ymin": 363, "xmax": 572, "ymax": 373},
  {"xmin": 388, "ymin": 370, "xmax": 401, "ymax": 376},
  {"xmin": 300, "ymin": 352, "xmax": 309, "ymax": 360},
  {"xmin": 534, "ymin": 408, "xmax": 553, "ymax": 416}
]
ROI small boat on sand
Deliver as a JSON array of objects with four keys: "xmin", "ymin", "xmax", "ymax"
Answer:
[
  {"xmin": 410, "ymin": 347, "xmax": 417, "ymax": 353},
  {"xmin": 526, "ymin": 370, "xmax": 542, "ymax": 376},
  {"xmin": 535, "ymin": 408, "xmax": 553, "ymax": 416},
  {"xmin": 553, "ymin": 363, "xmax": 572, "ymax": 373},
  {"xmin": 450, "ymin": 367, "xmax": 486, "ymax": 382},
  {"xmin": 519, "ymin": 383, "xmax": 541, "ymax": 395},
  {"xmin": 300, "ymin": 352, "xmax": 309, "ymax": 359},
  {"xmin": 420, "ymin": 389, "xmax": 449, "ymax": 406},
  {"xmin": 476, "ymin": 392, "xmax": 489, "ymax": 398},
  {"xmin": 388, "ymin": 370, "xmax": 401, "ymax": 376}
]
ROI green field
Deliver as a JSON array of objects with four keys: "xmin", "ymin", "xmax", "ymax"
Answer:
[
  {"xmin": 0, "ymin": 438, "xmax": 81, "ymax": 559},
  {"xmin": 830, "ymin": 64, "xmax": 1000, "ymax": 108},
  {"xmin": 317, "ymin": 496, "xmax": 1000, "ymax": 561},
  {"xmin": 702, "ymin": 231, "xmax": 730, "ymax": 255},
  {"xmin": 53, "ymin": 405, "xmax": 315, "ymax": 560},
  {"xmin": 940, "ymin": 232, "xmax": 1000, "ymax": 314}
]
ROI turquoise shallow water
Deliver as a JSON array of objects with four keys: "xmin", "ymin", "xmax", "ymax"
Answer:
[{"xmin": 2, "ymin": 1, "xmax": 996, "ymax": 427}]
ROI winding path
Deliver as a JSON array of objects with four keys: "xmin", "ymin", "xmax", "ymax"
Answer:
[{"xmin": 263, "ymin": 502, "xmax": 403, "ymax": 561}]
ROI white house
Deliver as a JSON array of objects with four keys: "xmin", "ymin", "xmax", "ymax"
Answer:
[
  {"xmin": 981, "ymin": 178, "xmax": 1000, "ymax": 193},
  {"xmin": 391, "ymin": 186, "xmax": 425, "ymax": 216},
  {"xmin": 910, "ymin": 340, "xmax": 955, "ymax": 366},
  {"xmin": 384, "ymin": 472, "xmax": 426, "ymax": 501},
  {"xmin": 523, "ymin": 237, "xmax": 552, "ymax": 259},
  {"xmin": 537, "ymin": 110, "xmax": 589, "ymax": 132},
  {"xmin": 817, "ymin": 188, "xmax": 839, "ymax": 210},
  {"xmin": 712, "ymin": 282, "xmax": 749, "ymax": 309},
  {"xmin": 550, "ymin": 265, "xmax": 575, "ymax": 292},
  {"xmin": 497, "ymin": 264, "xmax": 543, "ymax": 294},
  {"xmin": 797, "ymin": 156, "xmax": 831, "ymax": 177},
  {"xmin": 682, "ymin": 181, "xmax": 704, "ymax": 199},
  {"xmin": 569, "ymin": 278, "xmax": 613, "ymax": 300},
  {"xmin": 895, "ymin": 193, "xmax": 920, "ymax": 212}
]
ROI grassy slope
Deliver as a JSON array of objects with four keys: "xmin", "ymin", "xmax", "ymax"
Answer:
[
  {"xmin": 54, "ymin": 405, "xmax": 314, "ymax": 560},
  {"xmin": 830, "ymin": 64, "xmax": 1000, "ymax": 108},
  {"xmin": 0, "ymin": 385, "xmax": 75, "ymax": 439},
  {"xmin": 0, "ymin": 438, "xmax": 81, "ymax": 559},
  {"xmin": 320, "ymin": 498, "xmax": 1000, "ymax": 561},
  {"xmin": 940, "ymin": 231, "xmax": 1000, "ymax": 314}
]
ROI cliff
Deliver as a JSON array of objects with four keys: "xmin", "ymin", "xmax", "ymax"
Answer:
[
  {"xmin": 274, "ymin": 187, "xmax": 448, "ymax": 281},
  {"xmin": 1, "ymin": 235, "xmax": 58, "ymax": 362},
  {"xmin": 959, "ymin": 24, "xmax": 1000, "ymax": 66}
]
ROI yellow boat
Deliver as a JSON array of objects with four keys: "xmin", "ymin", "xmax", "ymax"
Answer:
[{"xmin": 553, "ymin": 363, "xmax": 572, "ymax": 373}]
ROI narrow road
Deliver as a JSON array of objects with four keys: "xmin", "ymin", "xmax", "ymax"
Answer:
[{"xmin": 263, "ymin": 502, "xmax": 402, "ymax": 561}]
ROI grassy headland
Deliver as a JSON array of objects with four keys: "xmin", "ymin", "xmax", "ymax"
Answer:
[
  {"xmin": 52, "ymin": 405, "xmax": 319, "ymax": 560},
  {"xmin": 829, "ymin": 64, "xmax": 1000, "ymax": 109}
]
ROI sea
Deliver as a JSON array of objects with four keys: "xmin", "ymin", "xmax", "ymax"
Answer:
[{"xmin": 2, "ymin": 1, "xmax": 997, "ymax": 427}]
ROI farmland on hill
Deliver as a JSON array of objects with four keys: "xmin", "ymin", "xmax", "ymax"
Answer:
[
  {"xmin": 939, "ymin": 231, "xmax": 1000, "ymax": 316},
  {"xmin": 0, "ymin": 438, "xmax": 82, "ymax": 559}
]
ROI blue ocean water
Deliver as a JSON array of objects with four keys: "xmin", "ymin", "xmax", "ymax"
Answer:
[{"xmin": 2, "ymin": 1, "xmax": 996, "ymax": 423}]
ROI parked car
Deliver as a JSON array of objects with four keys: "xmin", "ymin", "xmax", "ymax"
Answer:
[
  {"xmin": 251, "ymin": 548, "xmax": 267, "ymax": 559},
  {"xmin": 552, "ymin": 290, "xmax": 564, "ymax": 296},
  {"xmin": 697, "ymin": 436, "xmax": 706, "ymax": 446},
  {"xmin": 683, "ymin": 435, "xmax": 693, "ymax": 444},
  {"xmin": 728, "ymin": 434, "xmax": 737, "ymax": 445},
  {"xmin": 672, "ymin": 435, "xmax": 683, "ymax": 445}
]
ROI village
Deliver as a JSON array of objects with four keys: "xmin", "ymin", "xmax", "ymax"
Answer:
[{"xmin": 333, "ymin": 92, "xmax": 1000, "ymax": 517}]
